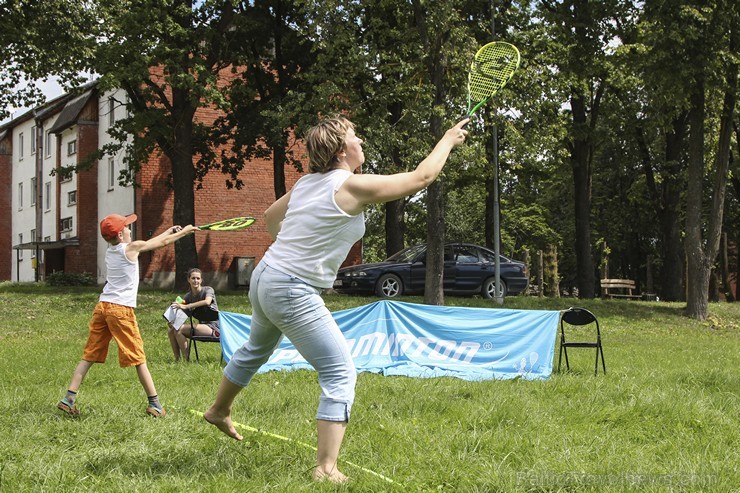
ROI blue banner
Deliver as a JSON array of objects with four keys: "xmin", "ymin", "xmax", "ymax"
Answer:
[{"xmin": 219, "ymin": 300, "xmax": 560, "ymax": 381}]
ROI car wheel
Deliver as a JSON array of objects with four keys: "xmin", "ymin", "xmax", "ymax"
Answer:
[
  {"xmin": 376, "ymin": 273, "xmax": 403, "ymax": 298},
  {"xmin": 482, "ymin": 277, "xmax": 507, "ymax": 299}
]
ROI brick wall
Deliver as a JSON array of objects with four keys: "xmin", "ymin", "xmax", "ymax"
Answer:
[
  {"xmin": 133, "ymin": 69, "xmax": 362, "ymax": 287},
  {"xmin": 138, "ymin": 139, "xmax": 294, "ymax": 285},
  {"xmin": 137, "ymin": 140, "xmax": 362, "ymax": 287},
  {"xmin": 64, "ymin": 121, "xmax": 99, "ymax": 274}
]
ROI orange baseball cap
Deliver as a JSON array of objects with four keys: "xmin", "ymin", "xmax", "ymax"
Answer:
[{"xmin": 100, "ymin": 213, "xmax": 137, "ymax": 240}]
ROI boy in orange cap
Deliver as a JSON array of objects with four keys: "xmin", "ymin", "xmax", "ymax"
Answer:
[{"xmin": 58, "ymin": 213, "xmax": 197, "ymax": 417}]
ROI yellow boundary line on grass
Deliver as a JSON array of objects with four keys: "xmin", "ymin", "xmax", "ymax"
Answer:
[{"xmin": 189, "ymin": 409, "xmax": 399, "ymax": 486}]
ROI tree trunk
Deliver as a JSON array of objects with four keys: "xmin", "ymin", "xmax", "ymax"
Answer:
[
  {"xmin": 522, "ymin": 249, "xmax": 530, "ymax": 296},
  {"xmin": 569, "ymin": 92, "xmax": 596, "ymax": 298},
  {"xmin": 707, "ymin": 41, "xmax": 737, "ymax": 304},
  {"xmin": 565, "ymin": 0, "xmax": 601, "ymax": 299},
  {"xmin": 709, "ymin": 269, "xmax": 720, "ymax": 302},
  {"xmin": 733, "ymin": 171, "xmax": 740, "ymax": 302},
  {"xmin": 423, "ymin": 111, "xmax": 446, "ymax": 305},
  {"xmin": 537, "ymin": 250, "xmax": 544, "ymax": 298},
  {"xmin": 425, "ymin": 178, "xmax": 445, "ymax": 305},
  {"xmin": 412, "ymin": 0, "xmax": 447, "ymax": 306},
  {"xmin": 484, "ymin": 174, "xmax": 495, "ymax": 250},
  {"xmin": 170, "ymin": 87, "xmax": 198, "ymax": 290},
  {"xmin": 273, "ymin": 133, "xmax": 287, "ymax": 199},
  {"xmin": 659, "ymin": 177, "xmax": 685, "ymax": 302},
  {"xmin": 685, "ymin": 37, "xmax": 736, "ymax": 318},
  {"xmin": 639, "ymin": 116, "xmax": 687, "ymax": 301},
  {"xmin": 703, "ymin": 83, "xmax": 735, "ymax": 299},
  {"xmin": 685, "ymin": 79, "xmax": 709, "ymax": 320},
  {"xmin": 721, "ymin": 233, "xmax": 735, "ymax": 302},
  {"xmin": 544, "ymin": 244, "xmax": 560, "ymax": 298},
  {"xmin": 385, "ymin": 199, "xmax": 405, "ymax": 258},
  {"xmin": 483, "ymin": 118, "xmax": 498, "ymax": 251},
  {"xmin": 735, "ymin": 241, "xmax": 740, "ymax": 302},
  {"xmin": 385, "ymin": 131, "xmax": 406, "ymax": 258}
]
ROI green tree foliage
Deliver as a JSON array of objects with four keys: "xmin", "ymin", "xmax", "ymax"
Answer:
[
  {"xmin": 535, "ymin": 0, "xmax": 637, "ymax": 298},
  {"xmin": 6, "ymin": 0, "xmax": 736, "ymax": 314},
  {"xmin": 208, "ymin": 0, "xmax": 315, "ymax": 200},
  {"xmin": 682, "ymin": 1, "xmax": 737, "ymax": 319},
  {"xmin": 607, "ymin": 0, "xmax": 736, "ymax": 316},
  {"xmin": 297, "ymin": 0, "xmax": 472, "ymax": 304},
  {"xmin": 91, "ymin": 0, "xmax": 256, "ymax": 287},
  {"xmin": 0, "ymin": 0, "xmax": 94, "ymax": 118}
]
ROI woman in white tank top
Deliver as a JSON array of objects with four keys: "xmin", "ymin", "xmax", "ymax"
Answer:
[{"xmin": 205, "ymin": 115, "xmax": 469, "ymax": 483}]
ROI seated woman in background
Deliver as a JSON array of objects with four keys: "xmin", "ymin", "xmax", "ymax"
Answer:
[{"xmin": 167, "ymin": 268, "xmax": 220, "ymax": 361}]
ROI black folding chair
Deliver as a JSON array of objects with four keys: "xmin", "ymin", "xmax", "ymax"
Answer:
[
  {"xmin": 557, "ymin": 307, "xmax": 606, "ymax": 375},
  {"xmin": 185, "ymin": 307, "xmax": 222, "ymax": 363}
]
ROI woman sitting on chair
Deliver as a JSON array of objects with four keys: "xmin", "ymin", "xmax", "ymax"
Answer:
[{"xmin": 167, "ymin": 268, "xmax": 220, "ymax": 361}]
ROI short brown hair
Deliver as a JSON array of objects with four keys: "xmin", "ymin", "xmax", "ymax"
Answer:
[{"xmin": 305, "ymin": 116, "xmax": 355, "ymax": 173}]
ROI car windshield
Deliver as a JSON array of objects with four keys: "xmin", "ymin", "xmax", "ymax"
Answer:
[{"xmin": 386, "ymin": 244, "xmax": 426, "ymax": 263}]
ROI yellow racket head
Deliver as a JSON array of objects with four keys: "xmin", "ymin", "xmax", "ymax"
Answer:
[
  {"xmin": 468, "ymin": 41, "xmax": 520, "ymax": 111},
  {"xmin": 199, "ymin": 216, "xmax": 256, "ymax": 231}
]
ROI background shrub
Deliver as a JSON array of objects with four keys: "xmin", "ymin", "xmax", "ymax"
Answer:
[{"xmin": 46, "ymin": 271, "xmax": 97, "ymax": 286}]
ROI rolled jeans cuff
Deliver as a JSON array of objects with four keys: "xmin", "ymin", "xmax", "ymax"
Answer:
[{"xmin": 316, "ymin": 398, "xmax": 351, "ymax": 422}]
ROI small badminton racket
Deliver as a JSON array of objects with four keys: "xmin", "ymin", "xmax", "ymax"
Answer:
[
  {"xmin": 199, "ymin": 216, "xmax": 256, "ymax": 231},
  {"xmin": 465, "ymin": 41, "xmax": 520, "ymax": 118}
]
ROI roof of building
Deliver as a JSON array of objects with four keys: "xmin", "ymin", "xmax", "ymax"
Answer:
[
  {"xmin": 48, "ymin": 88, "xmax": 97, "ymax": 134},
  {"xmin": 0, "ymin": 79, "xmax": 99, "ymax": 133}
]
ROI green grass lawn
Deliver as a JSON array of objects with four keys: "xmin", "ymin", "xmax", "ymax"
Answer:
[{"xmin": 0, "ymin": 283, "xmax": 737, "ymax": 492}]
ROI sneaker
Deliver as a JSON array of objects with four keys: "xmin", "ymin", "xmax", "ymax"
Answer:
[
  {"xmin": 57, "ymin": 399, "xmax": 80, "ymax": 417},
  {"xmin": 146, "ymin": 406, "xmax": 166, "ymax": 418}
]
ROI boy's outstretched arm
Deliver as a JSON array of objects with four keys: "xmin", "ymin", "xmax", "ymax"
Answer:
[{"xmin": 126, "ymin": 225, "xmax": 198, "ymax": 261}]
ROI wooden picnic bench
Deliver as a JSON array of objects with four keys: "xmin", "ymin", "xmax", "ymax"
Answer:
[{"xmin": 600, "ymin": 279, "xmax": 642, "ymax": 300}]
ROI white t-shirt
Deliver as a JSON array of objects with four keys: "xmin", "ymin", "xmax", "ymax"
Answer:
[
  {"xmin": 99, "ymin": 242, "xmax": 139, "ymax": 307},
  {"xmin": 262, "ymin": 169, "xmax": 365, "ymax": 288}
]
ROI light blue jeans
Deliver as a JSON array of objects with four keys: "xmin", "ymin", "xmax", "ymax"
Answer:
[{"xmin": 224, "ymin": 262, "xmax": 356, "ymax": 422}]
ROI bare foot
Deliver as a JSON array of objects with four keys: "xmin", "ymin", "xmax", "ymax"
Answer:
[
  {"xmin": 203, "ymin": 407, "xmax": 243, "ymax": 441},
  {"xmin": 313, "ymin": 466, "xmax": 349, "ymax": 484}
]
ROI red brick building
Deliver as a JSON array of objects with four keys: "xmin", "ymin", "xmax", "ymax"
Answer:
[{"xmin": 1, "ymin": 82, "xmax": 361, "ymax": 289}]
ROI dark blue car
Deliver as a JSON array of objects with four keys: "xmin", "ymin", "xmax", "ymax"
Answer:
[{"xmin": 333, "ymin": 243, "xmax": 529, "ymax": 299}]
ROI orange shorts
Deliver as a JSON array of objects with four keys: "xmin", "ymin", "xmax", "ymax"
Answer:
[{"xmin": 82, "ymin": 301, "xmax": 146, "ymax": 367}]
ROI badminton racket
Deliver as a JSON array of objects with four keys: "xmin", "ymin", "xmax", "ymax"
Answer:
[
  {"xmin": 199, "ymin": 216, "xmax": 256, "ymax": 231},
  {"xmin": 465, "ymin": 41, "xmax": 520, "ymax": 118}
]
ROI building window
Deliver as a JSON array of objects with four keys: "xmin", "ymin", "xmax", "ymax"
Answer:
[
  {"xmin": 30, "ymin": 177, "xmax": 37, "ymax": 206},
  {"xmin": 44, "ymin": 182, "xmax": 51, "ymax": 211},
  {"xmin": 68, "ymin": 190, "xmax": 77, "ymax": 206},
  {"xmin": 18, "ymin": 182, "xmax": 23, "ymax": 210},
  {"xmin": 44, "ymin": 236, "xmax": 51, "ymax": 242},
  {"xmin": 31, "ymin": 230, "xmax": 36, "ymax": 258},
  {"xmin": 31, "ymin": 126, "xmax": 37, "ymax": 154},
  {"xmin": 60, "ymin": 217, "xmax": 73, "ymax": 232},
  {"xmin": 109, "ymin": 97, "xmax": 116, "ymax": 127},
  {"xmin": 19, "ymin": 132, "xmax": 24, "ymax": 159},
  {"xmin": 67, "ymin": 140, "xmax": 77, "ymax": 156},
  {"xmin": 45, "ymin": 130, "xmax": 52, "ymax": 158},
  {"xmin": 108, "ymin": 158, "xmax": 116, "ymax": 190}
]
